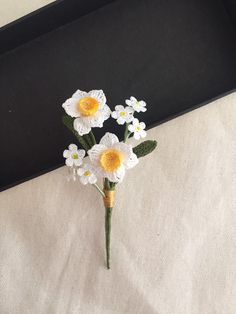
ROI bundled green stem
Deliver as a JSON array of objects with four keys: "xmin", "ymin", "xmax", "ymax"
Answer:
[
  {"xmin": 103, "ymin": 186, "xmax": 116, "ymax": 269},
  {"xmin": 105, "ymin": 207, "xmax": 112, "ymax": 269}
]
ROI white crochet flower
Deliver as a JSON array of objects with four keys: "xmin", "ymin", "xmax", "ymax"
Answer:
[
  {"xmin": 62, "ymin": 89, "xmax": 110, "ymax": 135},
  {"xmin": 111, "ymin": 105, "xmax": 134, "ymax": 125},
  {"xmin": 128, "ymin": 118, "xmax": 147, "ymax": 140},
  {"xmin": 88, "ymin": 132, "xmax": 138, "ymax": 183},
  {"xmin": 77, "ymin": 164, "xmax": 97, "ymax": 185},
  {"xmin": 125, "ymin": 96, "xmax": 147, "ymax": 113},
  {"xmin": 63, "ymin": 144, "xmax": 85, "ymax": 167}
]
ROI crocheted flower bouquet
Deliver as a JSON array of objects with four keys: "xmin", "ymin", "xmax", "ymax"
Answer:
[{"xmin": 62, "ymin": 89, "xmax": 157, "ymax": 269}]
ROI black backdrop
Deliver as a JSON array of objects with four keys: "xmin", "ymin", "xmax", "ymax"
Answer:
[{"xmin": 0, "ymin": 0, "xmax": 236, "ymax": 191}]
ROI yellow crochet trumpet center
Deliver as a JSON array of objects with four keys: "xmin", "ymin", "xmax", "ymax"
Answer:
[
  {"xmin": 100, "ymin": 149, "xmax": 124, "ymax": 172},
  {"xmin": 78, "ymin": 97, "xmax": 99, "ymax": 116}
]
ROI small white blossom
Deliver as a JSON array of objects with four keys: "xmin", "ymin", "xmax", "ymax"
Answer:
[
  {"xmin": 128, "ymin": 118, "xmax": 146, "ymax": 140},
  {"xmin": 125, "ymin": 96, "xmax": 147, "ymax": 113},
  {"xmin": 77, "ymin": 164, "xmax": 97, "ymax": 185},
  {"xmin": 63, "ymin": 144, "xmax": 85, "ymax": 167},
  {"xmin": 111, "ymin": 105, "xmax": 134, "ymax": 125}
]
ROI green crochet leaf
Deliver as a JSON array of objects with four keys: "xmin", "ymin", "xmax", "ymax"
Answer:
[
  {"xmin": 62, "ymin": 115, "xmax": 90, "ymax": 151},
  {"xmin": 133, "ymin": 140, "xmax": 157, "ymax": 158},
  {"xmin": 62, "ymin": 115, "xmax": 74, "ymax": 133},
  {"xmin": 83, "ymin": 132, "xmax": 96, "ymax": 148}
]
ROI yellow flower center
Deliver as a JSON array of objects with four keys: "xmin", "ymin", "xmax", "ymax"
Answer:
[
  {"xmin": 72, "ymin": 153, "xmax": 78, "ymax": 159},
  {"xmin": 100, "ymin": 149, "xmax": 124, "ymax": 172},
  {"xmin": 136, "ymin": 126, "xmax": 141, "ymax": 131},
  {"xmin": 120, "ymin": 111, "xmax": 126, "ymax": 117},
  {"xmin": 84, "ymin": 171, "xmax": 91, "ymax": 176},
  {"xmin": 77, "ymin": 97, "xmax": 99, "ymax": 116}
]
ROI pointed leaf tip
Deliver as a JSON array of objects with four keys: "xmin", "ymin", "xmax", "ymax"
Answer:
[{"xmin": 133, "ymin": 140, "xmax": 157, "ymax": 158}]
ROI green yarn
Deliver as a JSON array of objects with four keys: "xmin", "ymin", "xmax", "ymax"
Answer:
[
  {"xmin": 133, "ymin": 140, "xmax": 157, "ymax": 158},
  {"xmin": 62, "ymin": 115, "xmax": 96, "ymax": 151},
  {"xmin": 83, "ymin": 131, "xmax": 96, "ymax": 148},
  {"xmin": 105, "ymin": 207, "xmax": 112, "ymax": 269},
  {"xmin": 62, "ymin": 115, "xmax": 89, "ymax": 151}
]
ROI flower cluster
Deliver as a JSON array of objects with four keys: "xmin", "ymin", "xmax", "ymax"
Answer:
[
  {"xmin": 63, "ymin": 131, "xmax": 138, "ymax": 184},
  {"xmin": 61, "ymin": 89, "xmax": 157, "ymax": 269},
  {"xmin": 62, "ymin": 90, "xmax": 148, "ymax": 184},
  {"xmin": 111, "ymin": 96, "xmax": 147, "ymax": 140}
]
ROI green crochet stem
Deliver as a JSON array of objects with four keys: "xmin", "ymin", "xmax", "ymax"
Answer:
[
  {"xmin": 105, "ymin": 207, "xmax": 112, "ymax": 269},
  {"xmin": 124, "ymin": 123, "xmax": 131, "ymax": 143},
  {"xmin": 104, "ymin": 179, "xmax": 115, "ymax": 269}
]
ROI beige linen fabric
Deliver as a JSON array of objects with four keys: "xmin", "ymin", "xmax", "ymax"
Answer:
[
  {"xmin": 0, "ymin": 0, "xmax": 54, "ymax": 27},
  {"xmin": 0, "ymin": 92, "xmax": 236, "ymax": 314}
]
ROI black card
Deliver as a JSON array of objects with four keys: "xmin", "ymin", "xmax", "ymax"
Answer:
[{"xmin": 0, "ymin": 0, "xmax": 236, "ymax": 191}]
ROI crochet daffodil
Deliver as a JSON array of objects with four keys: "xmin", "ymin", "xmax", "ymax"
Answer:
[{"xmin": 62, "ymin": 89, "xmax": 157, "ymax": 269}]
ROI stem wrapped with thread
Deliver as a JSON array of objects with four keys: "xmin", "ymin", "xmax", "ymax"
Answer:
[{"xmin": 103, "ymin": 189, "xmax": 116, "ymax": 269}]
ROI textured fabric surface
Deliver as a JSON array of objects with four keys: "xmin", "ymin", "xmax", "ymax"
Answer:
[
  {"xmin": 0, "ymin": 0, "xmax": 54, "ymax": 27},
  {"xmin": 0, "ymin": 93, "xmax": 236, "ymax": 313}
]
